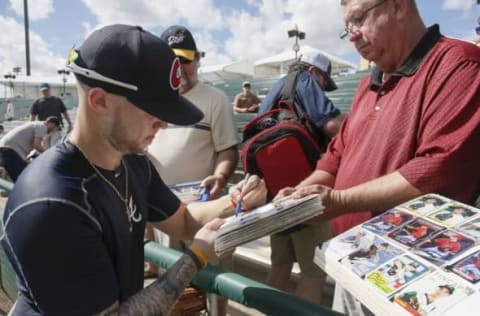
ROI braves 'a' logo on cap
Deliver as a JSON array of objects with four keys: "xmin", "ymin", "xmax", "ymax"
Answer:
[{"xmin": 170, "ymin": 57, "xmax": 181, "ymax": 90}]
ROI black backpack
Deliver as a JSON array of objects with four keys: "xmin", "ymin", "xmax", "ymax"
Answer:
[{"xmin": 240, "ymin": 71, "xmax": 326, "ymax": 201}]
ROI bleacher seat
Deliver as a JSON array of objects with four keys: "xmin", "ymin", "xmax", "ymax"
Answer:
[
  {"xmin": 210, "ymin": 69, "xmax": 372, "ymax": 115},
  {"xmin": 0, "ymin": 97, "xmax": 77, "ymax": 122}
]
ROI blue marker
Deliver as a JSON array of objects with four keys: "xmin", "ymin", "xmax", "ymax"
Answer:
[
  {"xmin": 235, "ymin": 173, "xmax": 250, "ymax": 217},
  {"xmin": 198, "ymin": 186, "xmax": 210, "ymax": 202},
  {"xmin": 235, "ymin": 200, "xmax": 242, "ymax": 217}
]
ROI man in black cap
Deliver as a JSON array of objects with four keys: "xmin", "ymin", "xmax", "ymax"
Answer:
[
  {"xmin": 0, "ymin": 117, "xmax": 61, "ymax": 181},
  {"xmin": 30, "ymin": 82, "xmax": 73, "ymax": 133},
  {"xmin": 148, "ymin": 24, "xmax": 240, "ymax": 316},
  {"xmin": 149, "ymin": 25, "xmax": 239, "ymax": 198},
  {"xmin": 1, "ymin": 24, "xmax": 266, "ymax": 315},
  {"xmin": 42, "ymin": 116, "xmax": 62, "ymax": 149}
]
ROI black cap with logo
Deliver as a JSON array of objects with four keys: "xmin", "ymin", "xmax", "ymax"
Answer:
[
  {"xmin": 67, "ymin": 24, "xmax": 203, "ymax": 125},
  {"xmin": 160, "ymin": 25, "xmax": 205, "ymax": 61}
]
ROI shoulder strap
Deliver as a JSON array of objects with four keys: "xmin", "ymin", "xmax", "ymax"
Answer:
[
  {"xmin": 283, "ymin": 71, "xmax": 324, "ymax": 145},
  {"xmin": 264, "ymin": 71, "xmax": 300, "ymax": 113},
  {"xmin": 279, "ymin": 70, "xmax": 299, "ymax": 103},
  {"xmin": 278, "ymin": 71, "xmax": 307, "ymax": 118}
]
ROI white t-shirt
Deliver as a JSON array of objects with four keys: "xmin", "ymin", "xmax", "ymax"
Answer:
[
  {"xmin": 43, "ymin": 130, "xmax": 62, "ymax": 149},
  {"xmin": 148, "ymin": 82, "xmax": 239, "ymax": 185},
  {"xmin": 0, "ymin": 122, "xmax": 46, "ymax": 158},
  {"xmin": 5, "ymin": 102, "xmax": 15, "ymax": 120}
]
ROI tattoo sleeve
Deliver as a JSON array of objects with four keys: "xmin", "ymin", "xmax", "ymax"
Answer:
[{"xmin": 96, "ymin": 254, "xmax": 199, "ymax": 316}]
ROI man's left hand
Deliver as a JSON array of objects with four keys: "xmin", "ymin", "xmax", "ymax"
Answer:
[
  {"xmin": 229, "ymin": 175, "xmax": 268, "ymax": 211},
  {"xmin": 291, "ymin": 184, "xmax": 345, "ymax": 223},
  {"xmin": 201, "ymin": 174, "xmax": 227, "ymax": 199}
]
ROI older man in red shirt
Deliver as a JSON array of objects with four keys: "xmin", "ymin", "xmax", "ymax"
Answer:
[
  {"xmin": 269, "ymin": 0, "xmax": 480, "ymax": 313},
  {"xmin": 283, "ymin": 1, "xmax": 480, "ymax": 233}
]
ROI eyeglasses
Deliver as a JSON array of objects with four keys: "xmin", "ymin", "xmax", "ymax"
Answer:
[
  {"xmin": 178, "ymin": 51, "xmax": 204, "ymax": 65},
  {"xmin": 66, "ymin": 47, "xmax": 138, "ymax": 91},
  {"xmin": 179, "ymin": 57, "xmax": 193, "ymax": 65},
  {"xmin": 339, "ymin": 0, "xmax": 387, "ymax": 39}
]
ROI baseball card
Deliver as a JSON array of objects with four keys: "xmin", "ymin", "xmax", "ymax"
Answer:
[
  {"xmin": 399, "ymin": 194, "xmax": 450, "ymax": 215},
  {"xmin": 450, "ymin": 250, "xmax": 480, "ymax": 284},
  {"xmin": 387, "ymin": 218, "xmax": 444, "ymax": 248},
  {"xmin": 339, "ymin": 236, "xmax": 403, "ymax": 277},
  {"xmin": 393, "ymin": 271, "xmax": 475, "ymax": 316},
  {"xmin": 412, "ymin": 230, "xmax": 475, "ymax": 266},
  {"xmin": 365, "ymin": 255, "xmax": 430, "ymax": 295},
  {"xmin": 362, "ymin": 208, "xmax": 414, "ymax": 236},
  {"xmin": 426, "ymin": 202, "xmax": 479, "ymax": 228}
]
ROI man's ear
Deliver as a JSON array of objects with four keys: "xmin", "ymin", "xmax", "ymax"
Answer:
[
  {"xmin": 307, "ymin": 65, "xmax": 317, "ymax": 74},
  {"xmin": 87, "ymin": 87, "xmax": 108, "ymax": 112},
  {"xmin": 391, "ymin": 0, "xmax": 409, "ymax": 20}
]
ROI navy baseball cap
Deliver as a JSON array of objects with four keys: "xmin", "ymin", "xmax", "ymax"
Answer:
[
  {"xmin": 67, "ymin": 24, "xmax": 203, "ymax": 125},
  {"xmin": 161, "ymin": 25, "xmax": 205, "ymax": 61},
  {"xmin": 45, "ymin": 116, "xmax": 60, "ymax": 126},
  {"xmin": 39, "ymin": 83, "xmax": 50, "ymax": 91}
]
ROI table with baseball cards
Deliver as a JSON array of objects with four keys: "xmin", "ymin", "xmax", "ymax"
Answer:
[{"xmin": 314, "ymin": 194, "xmax": 480, "ymax": 316}]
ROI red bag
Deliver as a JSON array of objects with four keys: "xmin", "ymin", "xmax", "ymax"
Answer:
[{"xmin": 240, "ymin": 71, "xmax": 324, "ymax": 200}]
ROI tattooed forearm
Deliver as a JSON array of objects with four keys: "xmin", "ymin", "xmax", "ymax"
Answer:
[{"xmin": 117, "ymin": 254, "xmax": 199, "ymax": 315}]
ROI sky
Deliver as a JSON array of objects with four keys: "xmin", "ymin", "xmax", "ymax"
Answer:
[{"xmin": 0, "ymin": 0, "xmax": 479, "ymax": 80}]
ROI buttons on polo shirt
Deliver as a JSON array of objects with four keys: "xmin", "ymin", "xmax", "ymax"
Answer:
[
  {"xmin": 380, "ymin": 90, "xmax": 386, "ymax": 96},
  {"xmin": 375, "ymin": 105, "xmax": 381, "ymax": 111}
]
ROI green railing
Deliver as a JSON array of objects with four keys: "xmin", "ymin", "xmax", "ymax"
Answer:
[
  {"xmin": 0, "ymin": 179, "xmax": 342, "ymax": 316},
  {"xmin": 0, "ymin": 179, "xmax": 13, "ymax": 193},
  {"xmin": 145, "ymin": 243, "xmax": 342, "ymax": 316}
]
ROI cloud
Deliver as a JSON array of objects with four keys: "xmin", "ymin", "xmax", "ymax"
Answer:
[
  {"xmin": 441, "ymin": 0, "xmax": 475, "ymax": 16},
  {"xmin": 0, "ymin": 15, "xmax": 64, "ymax": 77},
  {"xmin": 2, "ymin": 0, "xmax": 359, "ymax": 77},
  {"xmin": 79, "ymin": 0, "xmax": 357, "ymax": 66},
  {"xmin": 221, "ymin": 0, "xmax": 355, "ymax": 65},
  {"xmin": 80, "ymin": 0, "xmax": 223, "ymax": 30},
  {"xmin": 8, "ymin": 0, "xmax": 54, "ymax": 21}
]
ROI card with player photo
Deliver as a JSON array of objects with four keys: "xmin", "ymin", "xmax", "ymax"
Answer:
[
  {"xmin": 426, "ymin": 202, "xmax": 479, "ymax": 228},
  {"xmin": 398, "ymin": 194, "xmax": 450, "ymax": 215},
  {"xmin": 455, "ymin": 216, "xmax": 480, "ymax": 243},
  {"xmin": 339, "ymin": 236, "xmax": 403, "ymax": 278},
  {"xmin": 412, "ymin": 230, "xmax": 475, "ymax": 266},
  {"xmin": 365, "ymin": 255, "xmax": 430, "ymax": 296},
  {"xmin": 362, "ymin": 208, "xmax": 415, "ymax": 236},
  {"xmin": 387, "ymin": 218, "xmax": 444, "ymax": 248},
  {"xmin": 318, "ymin": 227, "xmax": 378, "ymax": 262},
  {"xmin": 392, "ymin": 271, "xmax": 475, "ymax": 316},
  {"xmin": 450, "ymin": 249, "xmax": 480, "ymax": 284}
]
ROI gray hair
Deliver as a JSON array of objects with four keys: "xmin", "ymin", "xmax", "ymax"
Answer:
[
  {"xmin": 340, "ymin": 0, "xmax": 418, "ymax": 14},
  {"xmin": 341, "ymin": 0, "xmax": 417, "ymax": 7}
]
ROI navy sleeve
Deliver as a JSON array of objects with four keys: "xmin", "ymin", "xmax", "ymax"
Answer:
[
  {"xmin": 58, "ymin": 98, "xmax": 67, "ymax": 113},
  {"xmin": 2, "ymin": 201, "xmax": 118, "ymax": 315},
  {"xmin": 295, "ymin": 72, "xmax": 340, "ymax": 128},
  {"xmin": 146, "ymin": 159, "xmax": 181, "ymax": 222},
  {"xmin": 258, "ymin": 77, "xmax": 286, "ymax": 115}
]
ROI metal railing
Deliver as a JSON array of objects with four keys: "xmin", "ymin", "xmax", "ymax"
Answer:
[
  {"xmin": 0, "ymin": 179, "xmax": 13, "ymax": 193},
  {"xmin": 145, "ymin": 242, "xmax": 341, "ymax": 316}
]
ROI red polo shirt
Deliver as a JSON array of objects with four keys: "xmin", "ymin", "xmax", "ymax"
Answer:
[{"xmin": 317, "ymin": 25, "xmax": 480, "ymax": 235}]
